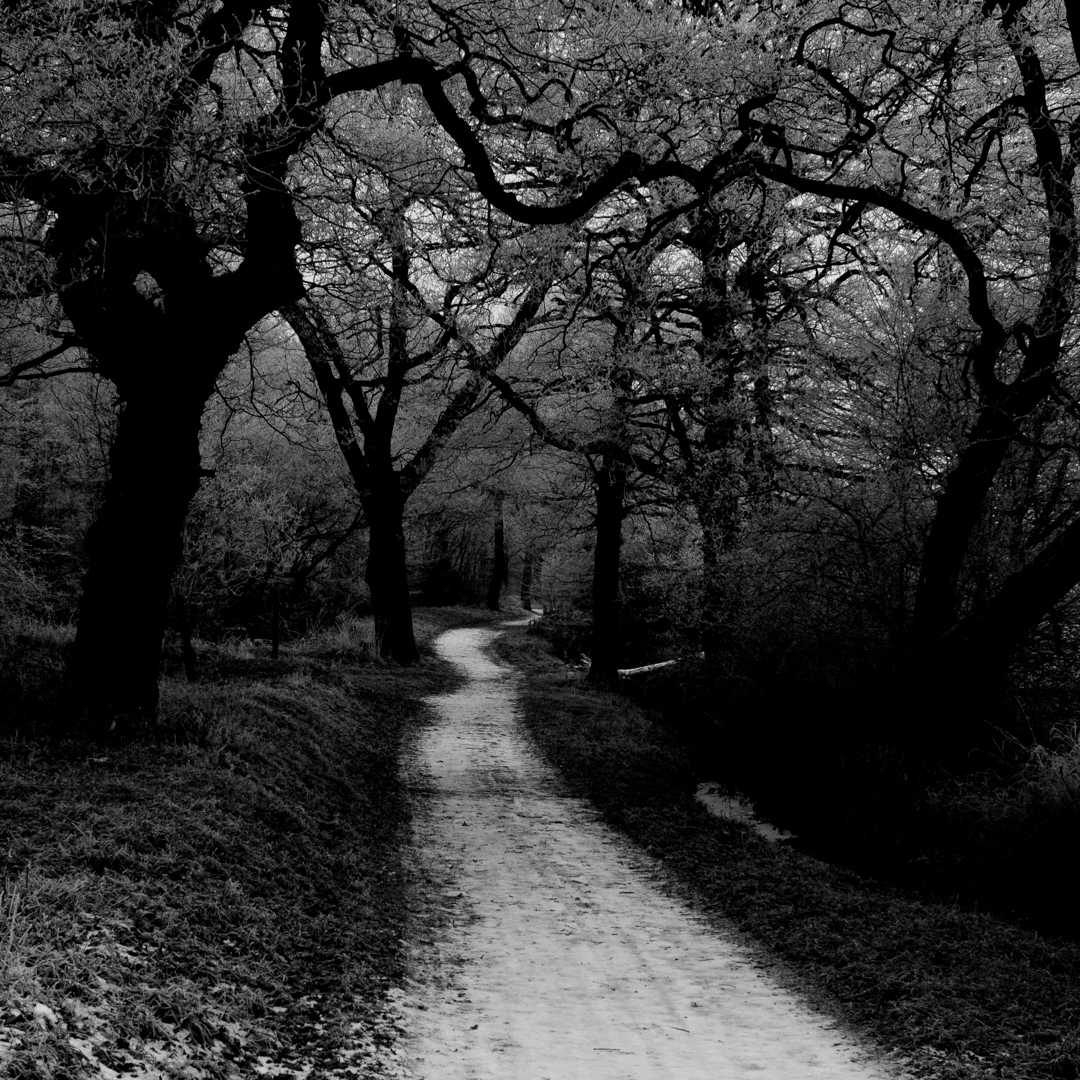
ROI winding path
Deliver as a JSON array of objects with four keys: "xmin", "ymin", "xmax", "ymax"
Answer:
[{"xmin": 397, "ymin": 625, "xmax": 902, "ymax": 1080}]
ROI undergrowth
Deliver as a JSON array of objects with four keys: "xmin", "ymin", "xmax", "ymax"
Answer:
[
  {"xmin": 0, "ymin": 606, "xmax": 487, "ymax": 1079},
  {"xmin": 492, "ymin": 620, "xmax": 1080, "ymax": 1080},
  {"xmin": 592, "ymin": 634, "xmax": 1080, "ymax": 942}
]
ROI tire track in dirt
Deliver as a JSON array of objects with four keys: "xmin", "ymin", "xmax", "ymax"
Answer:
[{"xmin": 397, "ymin": 625, "xmax": 905, "ymax": 1080}]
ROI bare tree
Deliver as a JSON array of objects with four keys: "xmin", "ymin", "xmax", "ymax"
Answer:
[
  {"xmin": 280, "ymin": 142, "xmax": 567, "ymax": 658},
  {"xmin": 734, "ymin": 0, "xmax": 1080, "ymax": 679},
  {"xmin": 1, "ymin": 0, "xmax": 741, "ymax": 732}
]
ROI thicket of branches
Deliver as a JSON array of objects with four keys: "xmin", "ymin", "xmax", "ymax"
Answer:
[{"xmin": 3, "ymin": 0, "xmax": 1080, "ymax": 762}]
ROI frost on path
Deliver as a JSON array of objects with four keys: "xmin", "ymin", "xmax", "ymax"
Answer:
[{"xmin": 398, "ymin": 626, "xmax": 902, "ymax": 1080}]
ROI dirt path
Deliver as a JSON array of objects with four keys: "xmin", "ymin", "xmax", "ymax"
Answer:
[{"xmin": 396, "ymin": 626, "xmax": 904, "ymax": 1080}]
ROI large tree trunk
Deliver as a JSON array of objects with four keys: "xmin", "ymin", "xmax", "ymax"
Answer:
[
  {"xmin": 938, "ymin": 512, "xmax": 1080, "ymax": 669},
  {"xmin": 911, "ymin": 406, "xmax": 1018, "ymax": 643},
  {"xmin": 691, "ymin": 210, "xmax": 743, "ymax": 662},
  {"xmin": 363, "ymin": 484, "xmax": 419, "ymax": 663},
  {"xmin": 588, "ymin": 457, "xmax": 626, "ymax": 684},
  {"xmin": 66, "ymin": 393, "xmax": 205, "ymax": 737}
]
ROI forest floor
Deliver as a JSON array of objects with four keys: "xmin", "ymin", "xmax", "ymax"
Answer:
[
  {"xmin": 0, "ymin": 607, "xmax": 500, "ymax": 1080},
  {"xmin": 2, "ymin": 610, "xmax": 1079, "ymax": 1079}
]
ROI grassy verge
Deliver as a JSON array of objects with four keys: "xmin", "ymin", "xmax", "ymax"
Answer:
[
  {"xmin": 0, "ymin": 605, "xmax": 490, "ymax": 1080},
  {"xmin": 612, "ymin": 650, "xmax": 1080, "ymax": 943},
  {"xmin": 492, "ymin": 621, "xmax": 1080, "ymax": 1080}
]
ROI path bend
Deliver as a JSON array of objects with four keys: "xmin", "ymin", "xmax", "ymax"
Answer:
[{"xmin": 397, "ymin": 625, "xmax": 904, "ymax": 1080}]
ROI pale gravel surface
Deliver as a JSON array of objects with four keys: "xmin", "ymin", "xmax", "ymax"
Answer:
[{"xmin": 394, "ymin": 624, "xmax": 906, "ymax": 1080}]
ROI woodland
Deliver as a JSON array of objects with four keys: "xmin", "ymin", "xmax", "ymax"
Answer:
[{"xmin": 5, "ymin": 0, "xmax": 1080, "ymax": 954}]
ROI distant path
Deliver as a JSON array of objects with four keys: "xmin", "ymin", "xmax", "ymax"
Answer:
[{"xmin": 397, "ymin": 625, "xmax": 901, "ymax": 1080}]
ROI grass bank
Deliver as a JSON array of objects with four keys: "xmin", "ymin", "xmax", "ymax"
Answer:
[
  {"xmin": 0, "ymin": 607, "xmax": 492, "ymax": 1080},
  {"xmin": 492, "ymin": 621, "xmax": 1080, "ymax": 1080}
]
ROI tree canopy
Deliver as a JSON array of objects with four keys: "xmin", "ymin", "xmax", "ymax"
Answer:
[{"xmin": 3, "ymin": 0, "xmax": 1080, "ymax": 747}]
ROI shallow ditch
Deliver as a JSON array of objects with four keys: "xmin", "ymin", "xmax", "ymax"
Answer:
[{"xmin": 695, "ymin": 783, "xmax": 797, "ymax": 843}]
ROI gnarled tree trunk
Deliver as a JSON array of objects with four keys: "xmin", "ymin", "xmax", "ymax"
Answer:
[
  {"xmin": 363, "ymin": 483, "xmax": 419, "ymax": 663},
  {"xmin": 66, "ymin": 384, "xmax": 209, "ymax": 736},
  {"xmin": 588, "ymin": 455, "xmax": 627, "ymax": 685}
]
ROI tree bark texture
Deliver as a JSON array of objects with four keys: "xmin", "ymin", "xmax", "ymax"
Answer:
[
  {"xmin": 911, "ymin": 375, "xmax": 1052, "ymax": 644},
  {"xmin": 363, "ymin": 485, "xmax": 420, "ymax": 663},
  {"xmin": 588, "ymin": 456, "xmax": 626, "ymax": 684},
  {"xmin": 684, "ymin": 205, "xmax": 757, "ymax": 661},
  {"xmin": 65, "ymin": 392, "xmax": 206, "ymax": 735}
]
